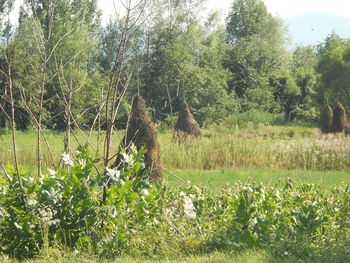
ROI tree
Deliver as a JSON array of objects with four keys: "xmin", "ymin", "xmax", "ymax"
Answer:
[
  {"xmin": 12, "ymin": 0, "xmax": 101, "ymax": 175},
  {"xmin": 21, "ymin": 0, "xmax": 101, "ymax": 128},
  {"xmin": 268, "ymin": 46, "xmax": 319, "ymax": 121},
  {"xmin": 289, "ymin": 46, "xmax": 318, "ymax": 120},
  {"xmin": 0, "ymin": 0, "xmax": 25, "ymax": 201},
  {"xmin": 316, "ymin": 33, "xmax": 350, "ymax": 111},
  {"xmin": 225, "ymin": 0, "xmax": 290, "ymax": 113},
  {"xmin": 141, "ymin": 1, "xmax": 234, "ymax": 125},
  {"xmin": 226, "ymin": 0, "xmax": 278, "ymax": 42}
]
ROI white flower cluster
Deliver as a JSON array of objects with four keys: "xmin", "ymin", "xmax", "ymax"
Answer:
[
  {"xmin": 141, "ymin": 189, "xmax": 149, "ymax": 196},
  {"xmin": 38, "ymin": 208, "xmax": 60, "ymax": 226},
  {"xmin": 62, "ymin": 152, "xmax": 74, "ymax": 166},
  {"xmin": 105, "ymin": 167, "xmax": 124, "ymax": 184},
  {"xmin": 48, "ymin": 169, "xmax": 56, "ymax": 176},
  {"xmin": 180, "ymin": 192, "xmax": 196, "ymax": 219},
  {"xmin": 121, "ymin": 144, "xmax": 143, "ymax": 167},
  {"xmin": 122, "ymin": 152, "xmax": 134, "ymax": 165},
  {"xmin": 164, "ymin": 206, "xmax": 177, "ymax": 219}
]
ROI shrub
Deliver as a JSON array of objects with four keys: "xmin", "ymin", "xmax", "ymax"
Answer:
[
  {"xmin": 222, "ymin": 110, "xmax": 285, "ymax": 129},
  {"xmin": 0, "ymin": 145, "xmax": 160, "ymax": 258}
]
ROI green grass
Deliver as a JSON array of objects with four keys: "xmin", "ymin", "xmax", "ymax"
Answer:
[
  {"xmin": 165, "ymin": 168, "xmax": 350, "ymax": 193},
  {"xmin": 0, "ymin": 249, "xmax": 332, "ymax": 263},
  {"xmin": 0, "ymin": 130, "xmax": 122, "ymax": 167},
  {"xmin": 1, "ymin": 249, "xmax": 347, "ymax": 263}
]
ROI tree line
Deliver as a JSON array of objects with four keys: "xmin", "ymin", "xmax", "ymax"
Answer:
[{"xmin": 0, "ymin": 0, "xmax": 349, "ymax": 133}]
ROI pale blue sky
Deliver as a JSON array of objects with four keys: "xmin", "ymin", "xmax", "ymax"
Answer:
[
  {"xmin": 97, "ymin": 0, "xmax": 350, "ymax": 21},
  {"xmin": 10, "ymin": 0, "xmax": 350, "ymax": 24}
]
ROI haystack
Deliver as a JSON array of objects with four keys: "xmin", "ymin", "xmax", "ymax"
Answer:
[
  {"xmin": 345, "ymin": 122, "xmax": 350, "ymax": 135},
  {"xmin": 174, "ymin": 102, "xmax": 201, "ymax": 139},
  {"xmin": 113, "ymin": 95, "xmax": 163, "ymax": 181},
  {"xmin": 331, "ymin": 102, "xmax": 346, "ymax": 133},
  {"xmin": 320, "ymin": 104, "xmax": 333, "ymax": 133}
]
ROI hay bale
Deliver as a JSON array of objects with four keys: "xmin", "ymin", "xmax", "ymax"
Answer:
[
  {"xmin": 320, "ymin": 104, "xmax": 333, "ymax": 133},
  {"xmin": 174, "ymin": 102, "xmax": 201, "ymax": 139},
  {"xmin": 331, "ymin": 102, "xmax": 346, "ymax": 133},
  {"xmin": 345, "ymin": 122, "xmax": 350, "ymax": 135},
  {"xmin": 113, "ymin": 95, "xmax": 163, "ymax": 181}
]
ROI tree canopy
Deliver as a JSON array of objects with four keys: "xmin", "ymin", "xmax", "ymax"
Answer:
[{"xmin": 0, "ymin": 0, "xmax": 349, "ymax": 132}]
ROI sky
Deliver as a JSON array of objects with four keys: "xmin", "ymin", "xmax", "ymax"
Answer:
[
  {"xmin": 97, "ymin": 0, "xmax": 350, "ymax": 21},
  {"xmin": 11, "ymin": 0, "xmax": 350, "ymax": 23},
  {"xmin": 96, "ymin": 0, "xmax": 350, "ymax": 45},
  {"xmin": 263, "ymin": 0, "xmax": 350, "ymax": 18}
]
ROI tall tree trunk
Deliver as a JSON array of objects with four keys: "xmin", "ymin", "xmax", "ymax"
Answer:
[
  {"xmin": 64, "ymin": 90, "xmax": 72, "ymax": 155},
  {"xmin": 8, "ymin": 67, "xmax": 22, "ymax": 189},
  {"xmin": 5, "ymin": 3, "xmax": 24, "ymax": 194}
]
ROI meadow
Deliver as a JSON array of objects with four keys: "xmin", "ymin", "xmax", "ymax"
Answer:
[
  {"xmin": 1, "ymin": 124, "xmax": 350, "ymax": 184},
  {"xmin": 0, "ymin": 123, "xmax": 349, "ymax": 262}
]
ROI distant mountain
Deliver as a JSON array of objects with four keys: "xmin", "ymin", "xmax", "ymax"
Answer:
[{"xmin": 284, "ymin": 12, "xmax": 350, "ymax": 46}]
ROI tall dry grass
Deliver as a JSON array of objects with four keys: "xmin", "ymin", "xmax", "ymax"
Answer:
[
  {"xmin": 1, "ymin": 126, "xmax": 350, "ymax": 171},
  {"xmin": 161, "ymin": 126, "xmax": 350, "ymax": 171}
]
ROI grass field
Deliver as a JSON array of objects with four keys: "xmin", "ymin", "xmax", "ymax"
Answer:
[
  {"xmin": 1, "ymin": 125, "xmax": 350, "ymax": 189},
  {"xmin": 1, "ymin": 249, "xmax": 336, "ymax": 263},
  {"xmin": 0, "ymin": 249, "xmax": 304, "ymax": 263},
  {"xmin": 166, "ymin": 168, "xmax": 350, "ymax": 193}
]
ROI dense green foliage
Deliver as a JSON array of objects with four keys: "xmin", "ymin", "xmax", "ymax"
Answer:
[
  {"xmin": 0, "ymin": 146, "xmax": 349, "ymax": 261},
  {"xmin": 0, "ymin": 0, "xmax": 349, "ymax": 131},
  {"xmin": 317, "ymin": 34, "xmax": 350, "ymax": 111}
]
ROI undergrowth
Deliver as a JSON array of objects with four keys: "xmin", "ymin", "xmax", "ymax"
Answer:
[{"xmin": 0, "ymin": 146, "xmax": 349, "ymax": 261}]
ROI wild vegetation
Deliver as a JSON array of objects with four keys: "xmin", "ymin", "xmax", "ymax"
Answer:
[
  {"xmin": 0, "ymin": 145, "xmax": 349, "ymax": 262},
  {"xmin": 0, "ymin": 0, "xmax": 350, "ymax": 262},
  {"xmin": 4, "ymin": 124, "xmax": 350, "ymax": 171}
]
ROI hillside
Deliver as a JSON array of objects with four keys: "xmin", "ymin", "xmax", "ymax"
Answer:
[{"xmin": 285, "ymin": 11, "xmax": 350, "ymax": 46}]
